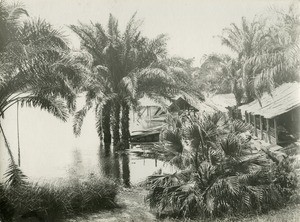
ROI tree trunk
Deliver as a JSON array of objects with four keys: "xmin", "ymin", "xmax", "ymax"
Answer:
[
  {"xmin": 102, "ymin": 101, "xmax": 111, "ymax": 144},
  {"xmin": 17, "ymin": 102, "xmax": 21, "ymax": 167},
  {"xmin": 112, "ymin": 102, "xmax": 120, "ymax": 145},
  {"xmin": 245, "ymin": 85, "xmax": 253, "ymax": 103},
  {"xmin": 0, "ymin": 123, "xmax": 16, "ymax": 165},
  {"xmin": 121, "ymin": 102, "xmax": 130, "ymax": 149},
  {"xmin": 232, "ymin": 79, "xmax": 242, "ymax": 106}
]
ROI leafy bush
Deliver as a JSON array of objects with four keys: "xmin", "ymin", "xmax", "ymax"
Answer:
[
  {"xmin": 145, "ymin": 112, "xmax": 299, "ymax": 219},
  {"xmin": 0, "ymin": 171, "xmax": 118, "ymax": 221},
  {"xmin": 273, "ymin": 157, "xmax": 298, "ymax": 199}
]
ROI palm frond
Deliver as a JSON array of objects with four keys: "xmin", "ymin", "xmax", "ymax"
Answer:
[
  {"xmin": 19, "ymin": 96, "xmax": 69, "ymax": 121},
  {"xmin": 4, "ymin": 160, "xmax": 27, "ymax": 187}
]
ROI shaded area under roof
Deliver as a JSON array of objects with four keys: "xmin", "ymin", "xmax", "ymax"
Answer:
[
  {"xmin": 239, "ymin": 82, "xmax": 300, "ymax": 119},
  {"xmin": 168, "ymin": 97, "xmax": 199, "ymax": 112}
]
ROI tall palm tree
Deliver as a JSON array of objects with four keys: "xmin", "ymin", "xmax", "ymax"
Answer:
[
  {"xmin": 250, "ymin": 4, "xmax": 300, "ymax": 97},
  {"xmin": 199, "ymin": 54, "xmax": 244, "ymax": 105},
  {"xmin": 219, "ymin": 5, "xmax": 299, "ymax": 101},
  {"xmin": 219, "ymin": 17, "xmax": 271, "ymax": 103},
  {"xmin": 0, "ymin": 1, "xmax": 28, "ymax": 167},
  {"xmin": 0, "ymin": 2, "xmax": 85, "ymax": 176},
  {"xmin": 71, "ymin": 14, "xmax": 204, "ymax": 149},
  {"xmin": 71, "ymin": 13, "xmax": 170, "ymax": 147}
]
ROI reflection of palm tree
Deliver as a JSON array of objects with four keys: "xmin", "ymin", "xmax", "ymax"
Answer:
[
  {"xmin": 68, "ymin": 149, "xmax": 83, "ymax": 181},
  {"xmin": 112, "ymin": 152, "xmax": 120, "ymax": 182},
  {"xmin": 99, "ymin": 143, "xmax": 112, "ymax": 177},
  {"xmin": 121, "ymin": 153, "xmax": 130, "ymax": 187},
  {"xmin": 99, "ymin": 144, "xmax": 122, "ymax": 182}
]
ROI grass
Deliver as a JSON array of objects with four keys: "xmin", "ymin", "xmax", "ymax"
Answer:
[
  {"xmin": 63, "ymin": 185, "xmax": 300, "ymax": 222},
  {"xmin": 160, "ymin": 203, "xmax": 300, "ymax": 222},
  {"xmin": 0, "ymin": 175, "xmax": 119, "ymax": 221}
]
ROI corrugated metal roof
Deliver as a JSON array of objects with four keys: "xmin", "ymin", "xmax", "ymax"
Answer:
[{"xmin": 239, "ymin": 82, "xmax": 300, "ymax": 119}]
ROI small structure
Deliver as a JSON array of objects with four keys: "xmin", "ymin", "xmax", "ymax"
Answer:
[
  {"xmin": 167, "ymin": 96, "xmax": 215, "ymax": 115},
  {"xmin": 238, "ymin": 82, "xmax": 300, "ymax": 145},
  {"xmin": 130, "ymin": 96, "xmax": 169, "ymax": 142},
  {"xmin": 168, "ymin": 97, "xmax": 199, "ymax": 114},
  {"xmin": 130, "ymin": 95, "xmax": 215, "ymax": 142},
  {"xmin": 206, "ymin": 93, "xmax": 237, "ymax": 113}
]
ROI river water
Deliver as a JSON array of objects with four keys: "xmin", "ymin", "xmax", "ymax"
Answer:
[{"xmin": 0, "ymin": 104, "xmax": 172, "ymax": 185}]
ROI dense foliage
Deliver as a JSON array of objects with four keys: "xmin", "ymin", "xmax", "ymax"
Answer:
[
  {"xmin": 71, "ymin": 14, "xmax": 202, "ymax": 148},
  {"xmin": 197, "ymin": 4, "xmax": 299, "ymax": 104},
  {"xmin": 145, "ymin": 112, "xmax": 298, "ymax": 218},
  {"xmin": 70, "ymin": 13, "xmax": 169, "ymax": 145},
  {"xmin": 0, "ymin": 173, "xmax": 118, "ymax": 221},
  {"xmin": 0, "ymin": 1, "xmax": 86, "ymax": 166}
]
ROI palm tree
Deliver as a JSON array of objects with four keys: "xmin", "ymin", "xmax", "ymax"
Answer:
[
  {"xmin": 0, "ymin": 1, "xmax": 28, "ymax": 167},
  {"xmin": 71, "ymin": 13, "xmax": 170, "ymax": 147},
  {"xmin": 219, "ymin": 5, "xmax": 299, "ymax": 100},
  {"xmin": 138, "ymin": 57, "xmax": 204, "ymax": 101},
  {"xmin": 199, "ymin": 54, "xmax": 244, "ymax": 105},
  {"xmin": 71, "ymin": 14, "xmax": 205, "ymax": 149},
  {"xmin": 0, "ymin": 2, "xmax": 85, "ymax": 179},
  {"xmin": 146, "ymin": 112, "xmax": 295, "ymax": 218},
  {"xmin": 219, "ymin": 17, "xmax": 271, "ymax": 103},
  {"xmin": 250, "ymin": 4, "xmax": 300, "ymax": 97}
]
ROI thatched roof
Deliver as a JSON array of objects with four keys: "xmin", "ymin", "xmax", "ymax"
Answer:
[{"xmin": 239, "ymin": 82, "xmax": 300, "ymax": 119}]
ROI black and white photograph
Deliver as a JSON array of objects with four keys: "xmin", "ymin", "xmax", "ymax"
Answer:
[{"xmin": 0, "ymin": 0, "xmax": 299, "ymax": 221}]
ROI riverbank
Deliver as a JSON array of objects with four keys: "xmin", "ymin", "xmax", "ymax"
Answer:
[
  {"xmin": 66, "ymin": 186, "xmax": 300, "ymax": 222},
  {"xmin": 65, "ymin": 186, "xmax": 156, "ymax": 222}
]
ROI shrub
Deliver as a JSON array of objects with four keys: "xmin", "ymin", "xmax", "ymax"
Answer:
[
  {"xmin": 273, "ymin": 157, "xmax": 298, "ymax": 199},
  {"xmin": 145, "ymin": 112, "xmax": 299, "ymax": 219},
  {"xmin": 0, "ymin": 172, "xmax": 118, "ymax": 221}
]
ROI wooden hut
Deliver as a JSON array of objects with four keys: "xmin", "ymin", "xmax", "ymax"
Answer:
[{"xmin": 238, "ymin": 82, "xmax": 300, "ymax": 145}]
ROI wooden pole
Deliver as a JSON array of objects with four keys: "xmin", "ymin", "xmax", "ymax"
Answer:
[
  {"xmin": 266, "ymin": 118, "xmax": 270, "ymax": 143},
  {"xmin": 246, "ymin": 112, "xmax": 250, "ymax": 123},
  {"xmin": 259, "ymin": 116, "xmax": 263, "ymax": 140},
  {"xmin": 274, "ymin": 118, "xmax": 278, "ymax": 144},
  {"xmin": 17, "ymin": 102, "xmax": 21, "ymax": 167},
  {"xmin": 253, "ymin": 115, "xmax": 257, "ymax": 136}
]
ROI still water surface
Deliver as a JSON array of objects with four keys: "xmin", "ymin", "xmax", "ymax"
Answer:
[{"xmin": 0, "ymin": 105, "xmax": 172, "ymax": 185}]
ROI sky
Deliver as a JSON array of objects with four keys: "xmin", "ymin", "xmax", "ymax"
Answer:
[{"xmin": 22, "ymin": 0, "xmax": 292, "ymax": 66}]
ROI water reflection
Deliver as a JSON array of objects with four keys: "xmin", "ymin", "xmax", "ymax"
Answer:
[
  {"xmin": 121, "ymin": 153, "xmax": 130, "ymax": 187},
  {"xmin": 0, "ymin": 105, "xmax": 172, "ymax": 185},
  {"xmin": 68, "ymin": 149, "xmax": 84, "ymax": 181},
  {"xmin": 95, "ymin": 143, "xmax": 174, "ymax": 187},
  {"xmin": 98, "ymin": 143, "xmax": 131, "ymax": 186}
]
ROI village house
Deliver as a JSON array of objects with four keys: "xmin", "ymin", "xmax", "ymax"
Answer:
[{"xmin": 238, "ymin": 82, "xmax": 300, "ymax": 146}]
